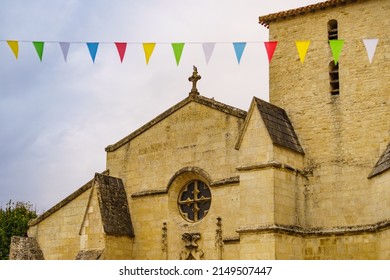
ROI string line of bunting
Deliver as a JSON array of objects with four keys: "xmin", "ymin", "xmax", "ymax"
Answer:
[{"xmin": 2, "ymin": 39, "xmax": 380, "ymax": 65}]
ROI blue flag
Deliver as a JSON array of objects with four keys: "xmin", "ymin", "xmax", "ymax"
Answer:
[
  {"xmin": 233, "ymin": 42, "xmax": 246, "ymax": 64},
  {"xmin": 87, "ymin": 42, "xmax": 99, "ymax": 63}
]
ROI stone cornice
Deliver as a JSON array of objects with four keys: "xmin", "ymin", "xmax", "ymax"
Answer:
[
  {"xmin": 131, "ymin": 176, "xmax": 240, "ymax": 198},
  {"xmin": 237, "ymin": 220, "xmax": 390, "ymax": 237},
  {"xmin": 236, "ymin": 160, "xmax": 307, "ymax": 178}
]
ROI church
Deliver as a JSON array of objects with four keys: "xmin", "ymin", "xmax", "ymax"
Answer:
[{"xmin": 10, "ymin": 0, "xmax": 389, "ymax": 259}]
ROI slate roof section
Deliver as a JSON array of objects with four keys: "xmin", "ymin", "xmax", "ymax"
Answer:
[
  {"xmin": 94, "ymin": 173, "xmax": 135, "ymax": 237},
  {"xmin": 255, "ymin": 97, "xmax": 304, "ymax": 154},
  {"xmin": 368, "ymin": 142, "xmax": 390, "ymax": 178},
  {"xmin": 75, "ymin": 249, "xmax": 104, "ymax": 260},
  {"xmin": 259, "ymin": 0, "xmax": 359, "ymax": 28}
]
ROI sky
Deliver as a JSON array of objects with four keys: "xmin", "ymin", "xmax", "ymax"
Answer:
[{"xmin": 0, "ymin": 0, "xmax": 321, "ymax": 212}]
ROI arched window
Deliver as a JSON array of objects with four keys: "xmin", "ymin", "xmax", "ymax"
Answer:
[
  {"xmin": 328, "ymin": 19, "xmax": 338, "ymax": 40},
  {"xmin": 329, "ymin": 61, "xmax": 339, "ymax": 95}
]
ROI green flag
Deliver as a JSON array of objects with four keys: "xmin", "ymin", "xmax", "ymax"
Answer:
[
  {"xmin": 33, "ymin": 41, "xmax": 45, "ymax": 61},
  {"xmin": 329, "ymin": 40, "xmax": 344, "ymax": 65},
  {"xmin": 171, "ymin": 43, "xmax": 185, "ymax": 66}
]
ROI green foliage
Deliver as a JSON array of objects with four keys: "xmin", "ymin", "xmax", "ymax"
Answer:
[{"xmin": 0, "ymin": 200, "xmax": 37, "ymax": 260}]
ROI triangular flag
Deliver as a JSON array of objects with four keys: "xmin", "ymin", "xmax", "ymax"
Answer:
[
  {"xmin": 295, "ymin": 41, "xmax": 310, "ymax": 63},
  {"xmin": 363, "ymin": 39, "xmax": 378, "ymax": 64},
  {"xmin": 7, "ymin": 41, "xmax": 19, "ymax": 59},
  {"xmin": 329, "ymin": 39, "xmax": 344, "ymax": 65},
  {"xmin": 59, "ymin": 42, "xmax": 70, "ymax": 62},
  {"xmin": 264, "ymin": 41, "xmax": 278, "ymax": 63},
  {"xmin": 171, "ymin": 43, "xmax": 185, "ymax": 66},
  {"xmin": 86, "ymin": 42, "xmax": 99, "ymax": 63},
  {"xmin": 233, "ymin": 42, "xmax": 246, "ymax": 64},
  {"xmin": 142, "ymin": 43, "xmax": 156, "ymax": 65},
  {"xmin": 202, "ymin": 43, "xmax": 215, "ymax": 64},
  {"xmin": 115, "ymin": 42, "xmax": 127, "ymax": 63},
  {"xmin": 33, "ymin": 41, "xmax": 44, "ymax": 62}
]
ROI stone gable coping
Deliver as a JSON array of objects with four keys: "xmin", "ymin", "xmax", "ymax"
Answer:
[
  {"xmin": 259, "ymin": 0, "xmax": 361, "ymax": 28},
  {"xmin": 105, "ymin": 94, "xmax": 247, "ymax": 152},
  {"xmin": 75, "ymin": 249, "xmax": 104, "ymax": 260},
  {"xmin": 28, "ymin": 170, "xmax": 109, "ymax": 226}
]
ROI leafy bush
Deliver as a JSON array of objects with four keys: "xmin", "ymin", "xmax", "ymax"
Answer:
[{"xmin": 0, "ymin": 201, "xmax": 37, "ymax": 260}]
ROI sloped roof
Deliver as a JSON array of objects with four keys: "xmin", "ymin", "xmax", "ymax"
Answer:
[
  {"xmin": 29, "ymin": 170, "xmax": 109, "ymax": 226},
  {"xmin": 259, "ymin": 0, "xmax": 360, "ymax": 28},
  {"xmin": 105, "ymin": 94, "xmax": 247, "ymax": 152},
  {"xmin": 94, "ymin": 173, "xmax": 135, "ymax": 237},
  {"xmin": 75, "ymin": 249, "xmax": 103, "ymax": 260},
  {"xmin": 255, "ymin": 97, "xmax": 304, "ymax": 154},
  {"xmin": 368, "ymin": 142, "xmax": 390, "ymax": 178}
]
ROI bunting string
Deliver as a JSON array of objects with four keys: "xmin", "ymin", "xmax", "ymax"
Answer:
[{"xmin": 0, "ymin": 39, "xmax": 385, "ymax": 65}]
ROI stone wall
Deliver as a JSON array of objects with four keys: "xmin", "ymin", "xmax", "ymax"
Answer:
[
  {"xmin": 9, "ymin": 237, "xmax": 44, "ymax": 260},
  {"xmin": 268, "ymin": 0, "xmax": 390, "ymax": 227},
  {"xmin": 106, "ymin": 98, "xmax": 246, "ymax": 260}
]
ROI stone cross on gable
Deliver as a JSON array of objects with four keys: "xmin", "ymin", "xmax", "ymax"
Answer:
[{"xmin": 188, "ymin": 65, "xmax": 201, "ymax": 95}]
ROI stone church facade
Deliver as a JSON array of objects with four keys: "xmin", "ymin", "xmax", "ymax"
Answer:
[{"xmin": 10, "ymin": 0, "xmax": 389, "ymax": 259}]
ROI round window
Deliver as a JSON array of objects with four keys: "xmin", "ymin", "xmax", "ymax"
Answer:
[{"xmin": 178, "ymin": 180, "xmax": 211, "ymax": 222}]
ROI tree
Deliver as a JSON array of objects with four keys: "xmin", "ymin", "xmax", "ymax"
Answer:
[{"xmin": 0, "ymin": 200, "xmax": 37, "ymax": 260}]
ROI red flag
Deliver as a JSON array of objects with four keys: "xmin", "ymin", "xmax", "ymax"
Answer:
[
  {"xmin": 264, "ymin": 41, "xmax": 278, "ymax": 63},
  {"xmin": 115, "ymin": 42, "xmax": 127, "ymax": 63}
]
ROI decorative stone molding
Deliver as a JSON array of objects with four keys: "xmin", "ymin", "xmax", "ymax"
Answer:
[
  {"xmin": 162, "ymin": 222, "xmax": 168, "ymax": 252},
  {"xmin": 236, "ymin": 160, "xmax": 307, "ymax": 178},
  {"xmin": 215, "ymin": 217, "xmax": 223, "ymax": 260},
  {"xmin": 237, "ymin": 220, "xmax": 390, "ymax": 237},
  {"xmin": 180, "ymin": 232, "xmax": 204, "ymax": 260}
]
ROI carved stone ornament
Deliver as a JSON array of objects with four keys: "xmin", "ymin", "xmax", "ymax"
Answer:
[
  {"xmin": 180, "ymin": 232, "xmax": 204, "ymax": 260},
  {"xmin": 188, "ymin": 65, "xmax": 201, "ymax": 95}
]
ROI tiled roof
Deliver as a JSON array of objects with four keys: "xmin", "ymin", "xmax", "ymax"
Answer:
[
  {"xmin": 259, "ymin": 0, "xmax": 359, "ymax": 28},
  {"xmin": 368, "ymin": 142, "xmax": 390, "ymax": 178},
  {"xmin": 255, "ymin": 97, "xmax": 304, "ymax": 154},
  {"xmin": 94, "ymin": 173, "xmax": 135, "ymax": 237}
]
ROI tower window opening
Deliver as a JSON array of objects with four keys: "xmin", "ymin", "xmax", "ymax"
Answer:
[
  {"xmin": 329, "ymin": 61, "xmax": 340, "ymax": 95},
  {"xmin": 328, "ymin": 19, "xmax": 338, "ymax": 40}
]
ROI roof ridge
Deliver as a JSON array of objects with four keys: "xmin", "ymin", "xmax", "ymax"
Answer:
[
  {"xmin": 259, "ymin": 0, "xmax": 361, "ymax": 28},
  {"xmin": 105, "ymin": 94, "xmax": 247, "ymax": 152}
]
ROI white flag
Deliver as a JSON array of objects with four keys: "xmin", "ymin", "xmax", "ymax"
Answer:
[
  {"xmin": 202, "ymin": 43, "xmax": 215, "ymax": 64},
  {"xmin": 363, "ymin": 39, "xmax": 378, "ymax": 63}
]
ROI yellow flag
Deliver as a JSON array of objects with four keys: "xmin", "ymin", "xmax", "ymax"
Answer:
[
  {"xmin": 142, "ymin": 43, "xmax": 156, "ymax": 65},
  {"xmin": 7, "ymin": 41, "xmax": 19, "ymax": 59},
  {"xmin": 295, "ymin": 41, "xmax": 310, "ymax": 63}
]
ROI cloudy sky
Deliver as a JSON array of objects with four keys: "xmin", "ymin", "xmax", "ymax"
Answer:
[{"xmin": 0, "ymin": 0, "xmax": 320, "ymax": 212}]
